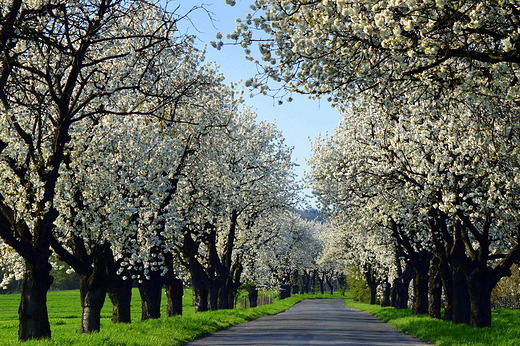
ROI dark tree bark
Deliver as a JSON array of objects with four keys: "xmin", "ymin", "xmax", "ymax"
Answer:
[
  {"xmin": 182, "ymin": 231, "xmax": 210, "ymax": 312},
  {"xmin": 107, "ymin": 276, "xmax": 133, "ymax": 324},
  {"xmin": 453, "ymin": 218, "xmax": 520, "ymax": 327},
  {"xmin": 165, "ymin": 278, "xmax": 183, "ymax": 316},
  {"xmin": 310, "ymin": 270, "xmax": 318, "ymax": 294},
  {"xmin": 466, "ymin": 267, "xmax": 494, "ymax": 328},
  {"xmin": 391, "ymin": 221, "xmax": 429, "ymax": 312},
  {"xmin": 192, "ymin": 281, "xmax": 209, "ymax": 312},
  {"xmin": 106, "ymin": 256, "xmax": 133, "ymax": 324},
  {"xmin": 208, "ymin": 280, "xmax": 220, "ymax": 311},
  {"xmin": 138, "ymin": 270, "xmax": 163, "ymax": 320},
  {"xmin": 437, "ymin": 253, "xmax": 454, "ymax": 321},
  {"xmin": 182, "ymin": 211, "xmax": 245, "ymax": 312},
  {"xmin": 464, "ymin": 262, "xmax": 512, "ymax": 328},
  {"xmin": 411, "ymin": 250, "xmax": 431, "ymax": 315},
  {"xmin": 451, "ymin": 265, "xmax": 470, "ymax": 324},
  {"xmin": 51, "ymin": 236, "xmax": 111, "ymax": 334},
  {"xmin": 337, "ymin": 274, "xmax": 347, "ymax": 296},
  {"xmin": 18, "ymin": 256, "xmax": 53, "ymax": 341},
  {"xmin": 428, "ymin": 258, "xmax": 442, "ymax": 319},
  {"xmin": 278, "ymin": 284, "xmax": 291, "ymax": 299},
  {"xmin": 78, "ymin": 274, "xmax": 107, "ymax": 334},
  {"xmin": 164, "ymin": 252, "xmax": 183, "ymax": 317},
  {"xmin": 217, "ymin": 269, "xmax": 242, "ymax": 310},
  {"xmin": 391, "ymin": 264, "xmax": 412, "ymax": 309},
  {"xmin": 247, "ymin": 284, "xmax": 258, "ymax": 308},
  {"xmin": 365, "ymin": 266, "xmax": 380, "ymax": 305},
  {"xmin": 76, "ymin": 244, "xmax": 110, "ymax": 333},
  {"xmin": 300, "ymin": 271, "xmax": 311, "ymax": 294}
]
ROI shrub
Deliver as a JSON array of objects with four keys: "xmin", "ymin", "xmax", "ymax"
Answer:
[{"xmin": 347, "ymin": 267, "xmax": 370, "ymax": 303}]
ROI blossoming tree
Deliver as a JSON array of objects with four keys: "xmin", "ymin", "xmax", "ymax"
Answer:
[
  {"xmin": 175, "ymin": 108, "xmax": 300, "ymax": 312},
  {"xmin": 309, "ymin": 92, "xmax": 520, "ymax": 327},
  {"xmin": 0, "ymin": 0, "xmax": 198, "ymax": 339}
]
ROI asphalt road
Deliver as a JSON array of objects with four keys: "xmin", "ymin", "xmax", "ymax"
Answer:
[{"xmin": 184, "ymin": 299, "xmax": 432, "ymax": 346}]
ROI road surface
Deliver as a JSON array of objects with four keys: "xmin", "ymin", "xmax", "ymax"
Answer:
[{"xmin": 184, "ymin": 299, "xmax": 433, "ymax": 345}]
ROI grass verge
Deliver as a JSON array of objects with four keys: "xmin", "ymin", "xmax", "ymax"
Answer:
[
  {"xmin": 345, "ymin": 300, "xmax": 520, "ymax": 346},
  {"xmin": 0, "ymin": 290, "xmax": 350, "ymax": 346}
]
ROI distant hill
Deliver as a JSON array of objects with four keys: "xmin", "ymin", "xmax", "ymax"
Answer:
[{"xmin": 295, "ymin": 208, "xmax": 324, "ymax": 222}]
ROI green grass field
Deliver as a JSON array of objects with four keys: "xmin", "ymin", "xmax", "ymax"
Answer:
[
  {"xmin": 0, "ymin": 289, "xmax": 348, "ymax": 345},
  {"xmin": 345, "ymin": 300, "xmax": 520, "ymax": 346}
]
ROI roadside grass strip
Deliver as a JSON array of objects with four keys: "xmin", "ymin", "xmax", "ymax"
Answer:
[
  {"xmin": 0, "ymin": 290, "xmax": 349, "ymax": 346},
  {"xmin": 345, "ymin": 300, "xmax": 520, "ymax": 346}
]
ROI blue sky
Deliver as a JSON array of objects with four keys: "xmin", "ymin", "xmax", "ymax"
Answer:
[{"xmin": 170, "ymin": 0, "xmax": 342, "ymax": 204}]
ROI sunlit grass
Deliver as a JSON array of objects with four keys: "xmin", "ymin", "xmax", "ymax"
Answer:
[
  {"xmin": 0, "ymin": 289, "xmax": 350, "ymax": 345},
  {"xmin": 346, "ymin": 300, "xmax": 520, "ymax": 346}
]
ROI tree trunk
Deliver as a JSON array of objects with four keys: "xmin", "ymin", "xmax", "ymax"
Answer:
[
  {"xmin": 227, "ymin": 284, "xmax": 240, "ymax": 309},
  {"xmin": 107, "ymin": 276, "xmax": 133, "ymax": 323},
  {"xmin": 77, "ymin": 243, "xmax": 110, "ymax": 334},
  {"xmin": 162, "ymin": 252, "xmax": 183, "ymax": 317},
  {"xmin": 317, "ymin": 274, "xmax": 325, "ymax": 294},
  {"xmin": 191, "ymin": 271, "xmax": 209, "ymax": 312},
  {"xmin": 428, "ymin": 259, "xmax": 443, "ymax": 319},
  {"xmin": 278, "ymin": 284, "xmax": 291, "ymax": 299},
  {"xmin": 381, "ymin": 280, "xmax": 391, "ymax": 307},
  {"xmin": 368, "ymin": 282, "xmax": 377, "ymax": 305},
  {"xmin": 208, "ymin": 280, "xmax": 219, "ymax": 311},
  {"xmin": 365, "ymin": 267, "xmax": 379, "ymax": 305},
  {"xmin": 18, "ymin": 258, "xmax": 53, "ymax": 341},
  {"xmin": 438, "ymin": 254, "xmax": 453, "ymax": 321},
  {"xmin": 78, "ymin": 274, "xmax": 107, "ymax": 333},
  {"xmin": 451, "ymin": 266, "xmax": 470, "ymax": 324},
  {"xmin": 216, "ymin": 281, "xmax": 230, "ymax": 310},
  {"xmin": 247, "ymin": 285, "xmax": 258, "ymax": 308},
  {"xmin": 411, "ymin": 263, "xmax": 429, "ymax": 314},
  {"xmin": 466, "ymin": 268, "xmax": 495, "ymax": 328},
  {"xmin": 165, "ymin": 276, "xmax": 183, "ymax": 317},
  {"xmin": 325, "ymin": 274, "xmax": 334, "ymax": 295},
  {"xmin": 391, "ymin": 264, "xmax": 412, "ymax": 309},
  {"xmin": 300, "ymin": 272, "xmax": 311, "ymax": 293},
  {"xmin": 138, "ymin": 270, "xmax": 162, "ymax": 320},
  {"xmin": 105, "ymin": 251, "xmax": 133, "ymax": 324}
]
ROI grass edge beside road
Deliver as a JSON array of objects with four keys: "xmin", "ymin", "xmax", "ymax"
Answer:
[
  {"xmin": 345, "ymin": 300, "xmax": 520, "ymax": 346},
  {"xmin": 0, "ymin": 292, "xmax": 350, "ymax": 346}
]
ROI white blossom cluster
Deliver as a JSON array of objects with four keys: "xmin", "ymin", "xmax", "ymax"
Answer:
[
  {"xmin": 308, "ymin": 88, "xmax": 520, "ymax": 284},
  {"xmin": 223, "ymin": 0, "xmax": 520, "ymax": 109},
  {"xmin": 240, "ymin": 210, "xmax": 325, "ymax": 291},
  {"xmin": 172, "ymin": 105, "xmax": 301, "ymax": 283},
  {"xmin": 0, "ymin": 0, "xmax": 302, "ymax": 291}
]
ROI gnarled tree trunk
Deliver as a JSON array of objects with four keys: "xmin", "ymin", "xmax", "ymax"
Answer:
[
  {"xmin": 18, "ymin": 257, "xmax": 53, "ymax": 341},
  {"xmin": 77, "ymin": 244, "xmax": 110, "ymax": 333},
  {"xmin": 106, "ymin": 254, "xmax": 133, "ymax": 324},
  {"xmin": 78, "ymin": 275, "xmax": 107, "ymax": 333},
  {"xmin": 138, "ymin": 270, "xmax": 163, "ymax": 320},
  {"xmin": 107, "ymin": 275, "xmax": 133, "ymax": 324}
]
